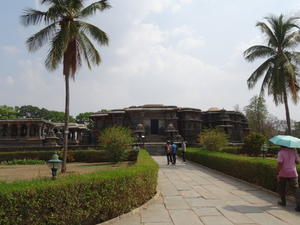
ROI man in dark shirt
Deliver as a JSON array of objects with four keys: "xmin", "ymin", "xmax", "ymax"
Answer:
[{"xmin": 171, "ymin": 142, "xmax": 178, "ymax": 165}]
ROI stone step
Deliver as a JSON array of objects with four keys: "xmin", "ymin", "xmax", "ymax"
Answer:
[
  {"xmin": 144, "ymin": 143, "xmax": 166, "ymax": 156},
  {"xmin": 146, "ymin": 135, "xmax": 166, "ymax": 143}
]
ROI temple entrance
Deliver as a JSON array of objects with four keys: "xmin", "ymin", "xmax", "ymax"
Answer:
[{"xmin": 151, "ymin": 119, "xmax": 159, "ymax": 134}]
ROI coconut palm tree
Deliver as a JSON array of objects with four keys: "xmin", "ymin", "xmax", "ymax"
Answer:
[
  {"xmin": 21, "ymin": 0, "xmax": 111, "ymax": 172},
  {"xmin": 244, "ymin": 14, "xmax": 300, "ymax": 135}
]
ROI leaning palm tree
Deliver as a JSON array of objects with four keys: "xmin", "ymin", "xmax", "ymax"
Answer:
[
  {"xmin": 20, "ymin": 0, "xmax": 111, "ymax": 172},
  {"xmin": 244, "ymin": 14, "xmax": 300, "ymax": 135}
]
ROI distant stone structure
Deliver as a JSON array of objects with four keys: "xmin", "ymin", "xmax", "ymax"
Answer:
[
  {"xmin": 0, "ymin": 104, "xmax": 250, "ymax": 151},
  {"xmin": 0, "ymin": 119, "xmax": 89, "ymax": 150},
  {"xmin": 90, "ymin": 104, "xmax": 250, "ymax": 146},
  {"xmin": 0, "ymin": 118, "xmax": 54, "ymax": 147},
  {"xmin": 53, "ymin": 123, "xmax": 91, "ymax": 146}
]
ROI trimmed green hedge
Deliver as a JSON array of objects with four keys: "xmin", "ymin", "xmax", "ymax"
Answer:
[
  {"xmin": 0, "ymin": 149, "xmax": 139, "ymax": 163},
  {"xmin": 180, "ymin": 148, "xmax": 300, "ymax": 193},
  {"xmin": 0, "ymin": 150, "xmax": 158, "ymax": 225},
  {"xmin": 223, "ymin": 146, "xmax": 281, "ymax": 156}
]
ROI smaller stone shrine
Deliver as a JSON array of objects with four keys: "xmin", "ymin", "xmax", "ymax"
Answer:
[
  {"xmin": 0, "ymin": 119, "xmax": 90, "ymax": 150},
  {"xmin": 53, "ymin": 123, "xmax": 90, "ymax": 146},
  {"xmin": 0, "ymin": 118, "xmax": 54, "ymax": 147}
]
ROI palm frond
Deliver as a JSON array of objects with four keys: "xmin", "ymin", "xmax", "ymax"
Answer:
[
  {"xmin": 244, "ymin": 45, "xmax": 274, "ymax": 62},
  {"xmin": 256, "ymin": 21, "xmax": 278, "ymax": 48},
  {"xmin": 284, "ymin": 31, "xmax": 300, "ymax": 50},
  {"xmin": 20, "ymin": 8, "xmax": 48, "ymax": 27},
  {"xmin": 44, "ymin": 31, "xmax": 65, "ymax": 72},
  {"xmin": 247, "ymin": 58, "xmax": 273, "ymax": 89},
  {"xmin": 80, "ymin": 21, "xmax": 109, "ymax": 46},
  {"xmin": 77, "ymin": 31, "xmax": 101, "ymax": 68},
  {"xmin": 26, "ymin": 23, "xmax": 58, "ymax": 52},
  {"xmin": 80, "ymin": 0, "xmax": 112, "ymax": 19}
]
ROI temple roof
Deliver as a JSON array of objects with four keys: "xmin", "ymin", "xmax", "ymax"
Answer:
[{"xmin": 207, "ymin": 107, "xmax": 221, "ymax": 111}]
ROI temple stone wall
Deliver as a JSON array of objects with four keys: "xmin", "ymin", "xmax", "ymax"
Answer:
[{"xmin": 90, "ymin": 104, "xmax": 250, "ymax": 146}]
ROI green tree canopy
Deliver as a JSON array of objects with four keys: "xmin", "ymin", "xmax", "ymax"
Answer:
[
  {"xmin": 75, "ymin": 112, "xmax": 94, "ymax": 130},
  {"xmin": 244, "ymin": 95, "xmax": 268, "ymax": 134},
  {"xmin": 0, "ymin": 105, "xmax": 17, "ymax": 119}
]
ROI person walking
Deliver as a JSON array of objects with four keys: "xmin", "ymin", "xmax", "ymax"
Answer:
[
  {"xmin": 165, "ymin": 141, "xmax": 172, "ymax": 165},
  {"xmin": 181, "ymin": 140, "xmax": 186, "ymax": 163},
  {"xmin": 171, "ymin": 142, "xmax": 178, "ymax": 165},
  {"xmin": 276, "ymin": 145, "xmax": 300, "ymax": 211}
]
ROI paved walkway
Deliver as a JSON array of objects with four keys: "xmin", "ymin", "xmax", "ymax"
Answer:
[{"xmin": 99, "ymin": 156, "xmax": 300, "ymax": 225}]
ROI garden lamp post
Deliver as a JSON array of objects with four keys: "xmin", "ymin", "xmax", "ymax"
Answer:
[
  {"xmin": 47, "ymin": 152, "xmax": 62, "ymax": 180},
  {"xmin": 260, "ymin": 143, "xmax": 268, "ymax": 159}
]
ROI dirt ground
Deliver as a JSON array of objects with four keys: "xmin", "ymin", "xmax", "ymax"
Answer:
[{"xmin": 0, "ymin": 163, "xmax": 106, "ymax": 183}]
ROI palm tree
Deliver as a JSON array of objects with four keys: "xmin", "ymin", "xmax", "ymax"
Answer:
[
  {"xmin": 21, "ymin": 0, "xmax": 110, "ymax": 172},
  {"xmin": 244, "ymin": 14, "xmax": 300, "ymax": 135}
]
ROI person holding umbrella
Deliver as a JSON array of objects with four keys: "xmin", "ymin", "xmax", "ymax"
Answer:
[
  {"xmin": 269, "ymin": 135, "xmax": 300, "ymax": 211},
  {"xmin": 276, "ymin": 144, "xmax": 300, "ymax": 211}
]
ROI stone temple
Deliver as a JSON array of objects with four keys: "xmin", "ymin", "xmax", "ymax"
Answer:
[
  {"xmin": 89, "ymin": 104, "xmax": 250, "ymax": 147},
  {"xmin": 0, "ymin": 104, "xmax": 250, "ymax": 153}
]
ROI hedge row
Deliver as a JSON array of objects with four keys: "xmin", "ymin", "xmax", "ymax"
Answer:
[
  {"xmin": 223, "ymin": 146, "xmax": 281, "ymax": 156},
  {"xmin": 0, "ymin": 149, "xmax": 139, "ymax": 163},
  {"xmin": 181, "ymin": 148, "xmax": 300, "ymax": 193},
  {"xmin": 0, "ymin": 150, "xmax": 158, "ymax": 225}
]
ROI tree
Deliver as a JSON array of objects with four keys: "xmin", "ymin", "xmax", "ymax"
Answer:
[
  {"xmin": 292, "ymin": 120, "xmax": 300, "ymax": 138},
  {"xmin": 47, "ymin": 110, "xmax": 74, "ymax": 123},
  {"xmin": 0, "ymin": 105, "xmax": 17, "ymax": 119},
  {"xmin": 16, "ymin": 105, "xmax": 47, "ymax": 118},
  {"xmin": 244, "ymin": 14, "xmax": 300, "ymax": 135},
  {"xmin": 242, "ymin": 132, "xmax": 267, "ymax": 157},
  {"xmin": 197, "ymin": 127, "xmax": 228, "ymax": 152},
  {"xmin": 98, "ymin": 125, "xmax": 136, "ymax": 163},
  {"xmin": 75, "ymin": 112, "xmax": 94, "ymax": 130},
  {"xmin": 243, "ymin": 95, "xmax": 268, "ymax": 134},
  {"xmin": 21, "ymin": 0, "xmax": 110, "ymax": 172},
  {"xmin": 233, "ymin": 104, "xmax": 242, "ymax": 113}
]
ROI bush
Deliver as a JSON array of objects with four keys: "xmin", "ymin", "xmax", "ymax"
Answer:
[
  {"xmin": 0, "ymin": 150, "xmax": 158, "ymax": 225},
  {"xmin": 241, "ymin": 132, "xmax": 267, "ymax": 156},
  {"xmin": 0, "ymin": 158, "xmax": 46, "ymax": 165},
  {"xmin": 0, "ymin": 149, "xmax": 138, "ymax": 164},
  {"xmin": 98, "ymin": 125, "xmax": 136, "ymax": 163},
  {"xmin": 197, "ymin": 127, "xmax": 228, "ymax": 151}
]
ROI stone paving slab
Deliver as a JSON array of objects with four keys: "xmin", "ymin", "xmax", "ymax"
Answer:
[{"xmin": 99, "ymin": 156, "xmax": 300, "ymax": 225}]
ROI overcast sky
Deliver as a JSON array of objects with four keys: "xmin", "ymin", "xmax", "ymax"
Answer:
[{"xmin": 1, "ymin": 0, "xmax": 300, "ymax": 121}]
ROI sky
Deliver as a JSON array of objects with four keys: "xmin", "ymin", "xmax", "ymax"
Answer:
[{"xmin": 1, "ymin": 0, "xmax": 300, "ymax": 121}]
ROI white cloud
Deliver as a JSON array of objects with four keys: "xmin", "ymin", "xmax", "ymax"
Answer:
[
  {"xmin": 6, "ymin": 76, "xmax": 14, "ymax": 84},
  {"xmin": 171, "ymin": 4, "xmax": 182, "ymax": 13},
  {"xmin": 18, "ymin": 58, "xmax": 52, "ymax": 92},
  {"xmin": 176, "ymin": 36, "xmax": 206, "ymax": 52},
  {"xmin": 2, "ymin": 46, "xmax": 18, "ymax": 56}
]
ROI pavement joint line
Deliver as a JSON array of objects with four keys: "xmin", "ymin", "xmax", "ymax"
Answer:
[{"xmin": 185, "ymin": 158, "xmax": 296, "ymax": 202}]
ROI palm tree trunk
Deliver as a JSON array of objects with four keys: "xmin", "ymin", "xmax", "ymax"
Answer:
[
  {"xmin": 283, "ymin": 89, "xmax": 292, "ymax": 135},
  {"xmin": 61, "ymin": 74, "xmax": 70, "ymax": 173}
]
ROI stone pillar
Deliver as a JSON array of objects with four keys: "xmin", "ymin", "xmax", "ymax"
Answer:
[
  {"xmin": 7, "ymin": 124, "xmax": 12, "ymax": 137},
  {"xmin": 17, "ymin": 124, "xmax": 22, "ymax": 137},
  {"xmin": 26, "ymin": 123, "xmax": 30, "ymax": 138},
  {"xmin": 77, "ymin": 130, "xmax": 82, "ymax": 140},
  {"xmin": 38, "ymin": 126, "xmax": 42, "ymax": 138},
  {"xmin": 72, "ymin": 129, "xmax": 76, "ymax": 140}
]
